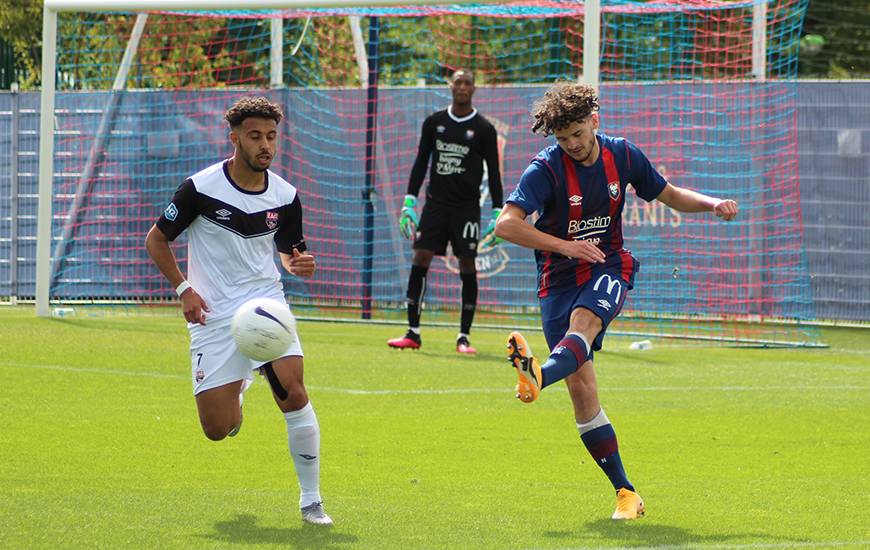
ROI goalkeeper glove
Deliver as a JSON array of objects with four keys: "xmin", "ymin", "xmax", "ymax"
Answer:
[
  {"xmin": 398, "ymin": 195, "xmax": 419, "ymax": 240},
  {"xmin": 479, "ymin": 207, "xmax": 503, "ymax": 251}
]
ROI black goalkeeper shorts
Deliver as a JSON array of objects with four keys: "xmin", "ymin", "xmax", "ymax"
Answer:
[{"xmin": 414, "ymin": 200, "xmax": 481, "ymax": 258}]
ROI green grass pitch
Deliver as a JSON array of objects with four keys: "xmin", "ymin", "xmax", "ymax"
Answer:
[{"xmin": 1, "ymin": 306, "xmax": 868, "ymax": 549}]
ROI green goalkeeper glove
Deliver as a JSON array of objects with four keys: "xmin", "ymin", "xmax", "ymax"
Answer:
[
  {"xmin": 398, "ymin": 195, "xmax": 419, "ymax": 240},
  {"xmin": 479, "ymin": 207, "xmax": 503, "ymax": 251}
]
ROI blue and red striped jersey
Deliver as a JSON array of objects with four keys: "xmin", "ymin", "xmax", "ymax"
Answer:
[{"xmin": 507, "ymin": 133, "xmax": 667, "ymax": 297}]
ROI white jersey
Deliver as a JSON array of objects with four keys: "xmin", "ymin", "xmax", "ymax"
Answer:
[{"xmin": 156, "ymin": 160, "xmax": 305, "ymax": 325}]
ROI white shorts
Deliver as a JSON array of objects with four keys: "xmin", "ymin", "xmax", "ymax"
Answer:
[{"xmin": 189, "ymin": 316, "xmax": 304, "ymax": 395}]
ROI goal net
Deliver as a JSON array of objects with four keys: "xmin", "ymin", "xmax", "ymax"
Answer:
[{"xmin": 38, "ymin": 0, "xmax": 820, "ymax": 346}]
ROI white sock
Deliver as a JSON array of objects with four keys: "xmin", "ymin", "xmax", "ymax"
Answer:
[
  {"xmin": 576, "ymin": 408, "xmax": 610, "ymax": 435},
  {"xmin": 566, "ymin": 331, "xmax": 592, "ymax": 355},
  {"xmin": 284, "ymin": 402, "xmax": 322, "ymax": 508}
]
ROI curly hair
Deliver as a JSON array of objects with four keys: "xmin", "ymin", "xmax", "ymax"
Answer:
[
  {"xmin": 530, "ymin": 82, "xmax": 599, "ymax": 136},
  {"xmin": 224, "ymin": 96, "xmax": 284, "ymax": 128}
]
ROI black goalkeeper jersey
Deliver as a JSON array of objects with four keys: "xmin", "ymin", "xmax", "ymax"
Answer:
[{"xmin": 407, "ymin": 107, "xmax": 503, "ymax": 208}]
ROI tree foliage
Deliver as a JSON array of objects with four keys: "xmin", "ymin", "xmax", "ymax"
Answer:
[
  {"xmin": 799, "ymin": 0, "xmax": 870, "ymax": 78},
  {"xmin": 56, "ymin": 13, "xmax": 262, "ymax": 90},
  {"xmin": 1, "ymin": 0, "xmax": 868, "ymax": 90},
  {"xmin": 0, "ymin": 0, "xmax": 43, "ymax": 88}
]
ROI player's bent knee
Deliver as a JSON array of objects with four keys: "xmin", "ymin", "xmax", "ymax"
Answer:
[
  {"xmin": 201, "ymin": 421, "xmax": 232, "ymax": 441},
  {"xmin": 576, "ymin": 315, "xmax": 602, "ymax": 335},
  {"xmin": 203, "ymin": 431, "xmax": 227, "ymax": 442},
  {"xmin": 570, "ymin": 308, "xmax": 603, "ymax": 338},
  {"xmin": 281, "ymin": 386, "xmax": 309, "ymax": 408}
]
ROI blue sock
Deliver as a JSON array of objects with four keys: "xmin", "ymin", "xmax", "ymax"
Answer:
[
  {"xmin": 578, "ymin": 409, "xmax": 633, "ymax": 492},
  {"xmin": 540, "ymin": 333, "xmax": 590, "ymax": 389}
]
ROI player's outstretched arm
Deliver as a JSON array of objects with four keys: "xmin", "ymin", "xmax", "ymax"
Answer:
[
  {"xmin": 144, "ymin": 225, "xmax": 209, "ymax": 324},
  {"xmin": 494, "ymin": 204, "xmax": 605, "ymax": 263},
  {"xmin": 656, "ymin": 183, "xmax": 738, "ymax": 220},
  {"xmin": 281, "ymin": 248, "xmax": 316, "ymax": 278}
]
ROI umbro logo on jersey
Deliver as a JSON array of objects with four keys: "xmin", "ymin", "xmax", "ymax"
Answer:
[
  {"xmin": 569, "ymin": 195, "xmax": 583, "ymax": 206},
  {"xmin": 608, "ymin": 182, "xmax": 620, "ymax": 200},
  {"xmin": 596, "ymin": 299, "xmax": 612, "ymax": 311},
  {"xmin": 436, "ymin": 125, "xmax": 446, "ymax": 133},
  {"xmin": 465, "ymin": 129, "xmax": 475, "ymax": 140},
  {"xmin": 215, "ymin": 208, "xmax": 231, "ymax": 220}
]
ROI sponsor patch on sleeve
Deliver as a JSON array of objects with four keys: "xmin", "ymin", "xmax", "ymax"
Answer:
[{"xmin": 164, "ymin": 202, "xmax": 178, "ymax": 221}]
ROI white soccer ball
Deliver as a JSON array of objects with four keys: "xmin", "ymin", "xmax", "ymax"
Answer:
[{"xmin": 231, "ymin": 298, "xmax": 297, "ymax": 362}]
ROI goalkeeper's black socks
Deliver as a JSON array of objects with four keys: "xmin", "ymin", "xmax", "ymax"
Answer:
[
  {"xmin": 406, "ymin": 264, "xmax": 428, "ymax": 329},
  {"xmin": 460, "ymin": 271, "xmax": 477, "ymax": 335}
]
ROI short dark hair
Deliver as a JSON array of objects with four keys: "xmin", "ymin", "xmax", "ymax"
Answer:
[
  {"xmin": 450, "ymin": 68, "xmax": 475, "ymax": 84},
  {"xmin": 530, "ymin": 82, "xmax": 600, "ymax": 136},
  {"xmin": 224, "ymin": 96, "xmax": 283, "ymax": 128}
]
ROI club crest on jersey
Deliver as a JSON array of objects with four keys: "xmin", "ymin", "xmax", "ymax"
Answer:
[
  {"xmin": 265, "ymin": 211, "xmax": 279, "ymax": 230},
  {"xmin": 608, "ymin": 181, "xmax": 620, "ymax": 200},
  {"xmin": 465, "ymin": 129, "xmax": 475, "ymax": 140}
]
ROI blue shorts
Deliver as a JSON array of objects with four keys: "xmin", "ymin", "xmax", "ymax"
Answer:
[{"xmin": 540, "ymin": 269, "xmax": 630, "ymax": 353}]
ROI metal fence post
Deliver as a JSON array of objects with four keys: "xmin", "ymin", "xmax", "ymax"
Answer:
[{"xmin": 10, "ymin": 83, "xmax": 19, "ymax": 303}]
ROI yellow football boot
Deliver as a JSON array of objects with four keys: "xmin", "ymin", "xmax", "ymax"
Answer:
[
  {"xmin": 507, "ymin": 331, "xmax": 542, "ymax": 403},
  {"xmin": 611, "ymin": 488, "xmax": 645, "ymax": 520}
]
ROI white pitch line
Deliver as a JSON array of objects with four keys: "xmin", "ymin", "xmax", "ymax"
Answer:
[
  {"xmin": 309, "ymin": 386, "xmax": 506, "ymax": 395},
  {"xmin": 306, "ymin": 384, "xmax": 870, "ymax": 395},
  {"xmin": 0, "ymin": 361, "xmax": 187, "ymax": 380},
  {"xmin": 1, "ymin": 361, "xmax": 867, "ymax": 394}
]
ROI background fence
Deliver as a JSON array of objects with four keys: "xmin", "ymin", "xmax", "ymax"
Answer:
[
  {"xmin": 796, "ymin": 81, "xmax": 870, "ymax": 322},
  {"xmin": 0, "ymin": 82, "xmax": 866, "ymax": 323}
]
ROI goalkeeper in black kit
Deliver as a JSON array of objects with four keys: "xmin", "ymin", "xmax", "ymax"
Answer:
[{"xmin": 388, "ymin": 69, "xmax": 504, "ymax": 354}]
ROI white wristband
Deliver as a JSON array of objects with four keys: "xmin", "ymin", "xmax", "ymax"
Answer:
[{"xmin": 175, "ymin": 280, "xmax": 192, "ymax": 297}]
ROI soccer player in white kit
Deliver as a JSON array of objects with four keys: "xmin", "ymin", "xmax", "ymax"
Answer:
[{"xmin": 144, "ymin": 96, "xmax": 332, "ymax": 526}]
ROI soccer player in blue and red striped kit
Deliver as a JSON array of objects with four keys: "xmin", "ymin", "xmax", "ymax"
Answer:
[{"xmin": 495, "ymin": 82, "xmax": 738, "ymax": 520}]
